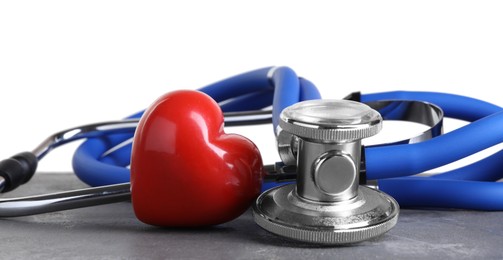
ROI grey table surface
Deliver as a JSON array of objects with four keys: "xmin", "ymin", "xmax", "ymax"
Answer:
[{"xmin": 1, "ymin": 173, "xmax": 502, "ymax": 260}]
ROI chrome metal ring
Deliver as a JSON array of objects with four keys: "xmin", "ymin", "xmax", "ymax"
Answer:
[{"xmin": 278, "ymin": 100, "xmax": 444, "ymax": 166}]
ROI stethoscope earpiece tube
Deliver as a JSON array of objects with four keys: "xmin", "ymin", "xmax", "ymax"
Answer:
[{"xmin": 0, "ymin": 152, "xmax": 37, "ymax": 192}]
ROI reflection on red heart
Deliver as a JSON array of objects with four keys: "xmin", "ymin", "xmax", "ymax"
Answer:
[{"xmin": 131, "ymin": 90, "xmax": 264, "ymax": 226}]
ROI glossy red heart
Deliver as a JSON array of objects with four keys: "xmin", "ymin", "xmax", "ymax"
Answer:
[{"xmin": 130, "ymin": 90, "xmax": 264, "ymax": 227}]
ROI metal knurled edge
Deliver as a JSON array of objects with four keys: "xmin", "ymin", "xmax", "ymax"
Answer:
[
  {"xmin": 252, "ymin": 209, "xmax": 398, "ymax": 245},
  {"xmin": 279, "ymin": 119, "xmax": 382, "ymax": 141}
]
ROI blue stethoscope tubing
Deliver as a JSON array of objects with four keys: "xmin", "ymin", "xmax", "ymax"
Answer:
[
  {"xmin": 72, "ymin": 67, "xmax": 503, "ymax": 210},
  {"xmin": 364, "ymin": 92, "xmax": 503, "ymax": 210},
  {"xmin": 72, "ymin": 67, "xmax": 321, "ymax": 187}
]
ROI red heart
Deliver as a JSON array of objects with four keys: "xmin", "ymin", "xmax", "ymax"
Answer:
[{"xmin": 130, "ymin": 90, "xmax": 264, "ymax": 226}]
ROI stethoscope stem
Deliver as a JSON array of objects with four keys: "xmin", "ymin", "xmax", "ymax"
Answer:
[
  {"xmin": 32, "ymin": 120, "xmax": 138, "ymax": 160},
  {"xmin": 0, "ymin": 165, "xmax": 298, "ymax": 217},
  {"xmin": 0, "ymin": 161, "xmax": 300, "ymax": 217},
  {"xmin": 32, "ymin": 110, "xmax": 273, "ymax": 160},
  {"xmin": 0, "ymin": 110, "xmax": 274, "ymax": 216},
  {"xmin": 0, "ymin": 177, "xmax": 5, "ymax": 193},
  {"xmin": 0, "ymin": 182, "xmax": 131, "ymax": 217},
  {"xmin": 0, "ymin": 109, "xmax": 273, "ymax": 213}
]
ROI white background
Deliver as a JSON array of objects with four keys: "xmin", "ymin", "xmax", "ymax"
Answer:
[{"xmin": 1, "ymin": 0, "xmax": 503, "ymax": 173}]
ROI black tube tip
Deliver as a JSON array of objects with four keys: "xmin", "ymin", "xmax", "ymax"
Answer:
[{"xmin": 0, "ymin": 152, "xmax": 38, "ymax": 192}]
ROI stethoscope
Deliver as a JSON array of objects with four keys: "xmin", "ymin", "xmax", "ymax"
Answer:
[{"xmin": 1, "ymin": 67, "xmax": 503, "ymax": 245}]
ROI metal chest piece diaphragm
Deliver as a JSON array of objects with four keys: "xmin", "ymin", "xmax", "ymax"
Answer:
[{"xmin": 252, "ymin": 99, "xmax": 399, "ymax": 245}]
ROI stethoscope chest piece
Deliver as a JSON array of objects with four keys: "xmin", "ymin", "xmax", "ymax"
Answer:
[{"xmin": 253, "ymin": 99, "xmax": 399, "ymax": 244}]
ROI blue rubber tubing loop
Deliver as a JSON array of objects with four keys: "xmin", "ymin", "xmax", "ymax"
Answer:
[
  {"xmin": 299, "ymin": 78, "xmax": 321, "ymax": 101},
  {"xmin": 379, "ymin": 177, "xmax": 503, "ymax": 210},
  {"xmin": 271, "ymin": 67, "xmax": 301, "ymax": 128},
  {"xmin": 92, "ymin": 66, "xmax": 278, "ymax": 167},
  {"xmin": 100, "ymin": 73, "xmax": 321, "ymax": 189},
  {"xmin": 361, "ymin": 91, "xmax": 502, "ymax": 121},
  {"xmin": 430, "ymin": 149, "xmax": 503, "ymax": 181},
  {"xmin": 74, "ymin": 67, "xmax": 275, "ymax": 186},
  {"xmin": 363, "ymin": 91, "xmax": 503, "ymax": 180},
  {"xmin": 362, "ymin": 91, "xmax": 503, "ymax": 209},
  {"xmin": 94, "ymin": 90, "xmax": 278, "ymax": 169},
  {"xmin": 72, "ymin": 67, "xmax": 321, "ymax": 187},
  {"xmin": 219, "ymin": 90, "xmax": 274, "ymax": 112},
  {"xmin": 97, "ymin": 68, "xmax": 320, "ymax": 171},
  {"xmin": 366, "ymin": 110, "xmax": 503, "ymax": 179},
  {"xmin": 198, "ymin": 67, "xmax": 273, "ymax": 103}
]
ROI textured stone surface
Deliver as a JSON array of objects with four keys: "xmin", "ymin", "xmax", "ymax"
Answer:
[{"xmin": 1, "ymin": 173, "xmax": 502, "ymax": 259}]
